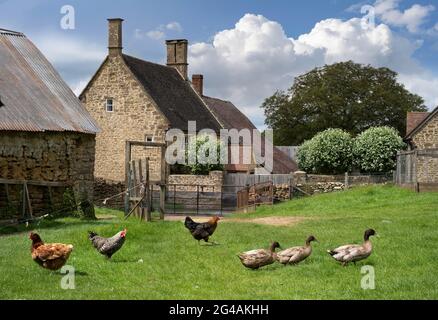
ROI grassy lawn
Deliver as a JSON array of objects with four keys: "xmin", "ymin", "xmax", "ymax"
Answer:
[{"xmin": 0, "ymin": 185, "xmax": 437, "ymax": 300}]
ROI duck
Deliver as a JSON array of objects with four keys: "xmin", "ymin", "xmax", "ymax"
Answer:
[
  {"xmin": 276, "ymin": 235, "xmax": 317, "ymax": 266},
  {"xmin": 238, "ymin": 242, "xmax": 281, "ymax": 270},
  {"xmin": 327, "ymin": 229, "xmax": 376, "ymax": 266}
]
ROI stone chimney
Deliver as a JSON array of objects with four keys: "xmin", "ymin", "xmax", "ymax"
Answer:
[
  {"xmin": 166, "ymin": 39, "xmax": 188, "ymax": 80},
  {"xmin": 192, "ymin": 74, "xmax": 203, "ymax": 96},
  {"xmin": 108, "ymin": 18, "xmax": 124, "ymax": 56}
]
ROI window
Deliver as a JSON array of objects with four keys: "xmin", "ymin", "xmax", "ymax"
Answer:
[
  {"xmin": 0, "ymin": 95, "xmax": 4, "ymax": 107},
  {"xmin": 145, "ymin": 135, "xmax": 154, "ymax": 143},
  {"xmin": 105, "ymin": 99, "xmax": 114, "ymax": 112}
]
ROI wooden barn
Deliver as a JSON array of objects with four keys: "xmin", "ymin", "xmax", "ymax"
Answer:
[{"xmin": 0, "ymin": 28, "xmax": 100, "ymax": 221}]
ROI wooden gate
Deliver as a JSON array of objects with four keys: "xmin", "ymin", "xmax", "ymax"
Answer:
[
  {"xmin": 124, "ymin": 140, "xmax": 168, "ymax": 221},
  {"xmin": 236, "ymin": 181, "xmax": 274, "ymax": 212},
  {"xmin": 126, "ymin": 158, "xmax": 151, "ymax": 221}
]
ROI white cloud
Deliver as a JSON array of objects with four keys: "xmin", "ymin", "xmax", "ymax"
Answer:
[
  {"xmin": 166, "ymin": 22, "xmax": 183, "ymax": 33},
  {"xmin": 138, "ymin": 21, "xmax": 183, "ymax": 41},
  {"xmin": 146, "ymin": 30, "xmax": 165, "ymax": 40},
  {"xmin": 72, "ymin": 78, "xmax": 91, "ymax": 96},
  {"xmin": 32, "ymin": 34, "xmax": 105, "ymax": 97},
  {"xmin": 373, "ymin": 0, "xmax": 435, "ymax": 33},
  {"xmin": 189, "ymin": 13, "xmax": 438, "ymax": 128},
  {"xmin": 399, "ymin": 73, "xmax": 438, "ymax": 108},
  {"xmin": 34, "ymin": 34, "xmax": 105, "ymax": 65}
]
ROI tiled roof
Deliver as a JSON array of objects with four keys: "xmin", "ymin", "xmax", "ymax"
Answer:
[
  {"xmin": 406, "ymin": 112, "xmax": 430, "ymax": 136},
  {"xmin": 122, "ymin": 54, "xmax": 222, "ymax": 132}
]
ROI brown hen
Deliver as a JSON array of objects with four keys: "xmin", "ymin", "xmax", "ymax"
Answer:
[{"xmin": 29, "ymin": 232, "xmax": 73, "ymax": 271}]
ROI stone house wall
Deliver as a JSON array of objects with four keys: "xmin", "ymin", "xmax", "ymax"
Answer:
[
  {"xmin": 80, "ymin": 55, "xmax": 169, "ymax": 184},
  {"xmin": 410, "ymin": 114, "xmax": 438, "ymax": 184},
  {"xmin": 411, "ymin": 115, "xmax": 438, "ymax": 149},
  {"xmin": 0, "ymin": 131, "xmax": 95, "ymax": 218},
  {"xmin": 416, "ymin": 152, "xmax": 438, "ymax": 183}
]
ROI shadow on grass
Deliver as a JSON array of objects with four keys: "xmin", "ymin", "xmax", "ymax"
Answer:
[
  {"xmin": 50, "ymin": 270, "xmax": 89, "ymax": 276},
  {"xmin": 109, "ymin": 258, "xmax": 144, "ymax": 264}
]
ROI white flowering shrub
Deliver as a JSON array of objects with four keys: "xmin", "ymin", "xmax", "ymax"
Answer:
[
  {"xmin": 353, "ymin": 126, "xmax": 405, "ymax": 173},
  {"xmin": 298, "ymin": 129, "xmax": 353, "ymax": 174}
]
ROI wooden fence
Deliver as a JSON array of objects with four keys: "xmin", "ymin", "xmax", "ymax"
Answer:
[
  {"xmin": 395, "ymin": 149, "xmax": 438, "ymax": 192},
  {"xmin": 237, "ymin": 181, "xmax": 274, "ymax": 213},
  {"xmin": 0, "ymin": 178, "xmax": 68, "ymax": 224}
]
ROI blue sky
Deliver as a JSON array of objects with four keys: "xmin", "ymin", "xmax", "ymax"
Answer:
[{"xmin": 1, "ymin": 0, "xmax": 437, "ymax": 129}]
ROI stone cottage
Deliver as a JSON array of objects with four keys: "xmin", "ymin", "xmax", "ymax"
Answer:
[
  {"xmin": 80, "ymin": 18, "xmax": 298, "ymax": 200},
  {"xmin": 80, "ymin": 19, "xmax": 222, "ymax": 187},
  {"xmin": 403, "ymin": 106, "xmax": 438, "ymax": 187},
  {"xmin": 0, "ymin": 28, "xmax": 99, "ymax": 218}
]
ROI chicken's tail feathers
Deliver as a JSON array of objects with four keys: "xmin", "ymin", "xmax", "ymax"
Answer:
[{"xmin": 184, "ymin": 216, "xmax": 196, "ymax": 230}]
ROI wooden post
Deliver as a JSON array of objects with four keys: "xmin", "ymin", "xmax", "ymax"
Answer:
[
  {"xmin": 138, "ymin": 159, "xmax": 145, "ymax": 221},
  {"xmin": 4, "ymin": 183, "xmax": 10, "ymax": 206},
  {"xmin": 131, "ymin": 160, "xmax": 139, "ymax": 218},
  {"xmin": 173, "ymin": 185, "xmax": 176, "ymax": 215},
  {"xmin": 344, "ymin": 172, "xmax": 349, "ymax": 190},
  {"xmin": 48, "ymin": 186, "xmax": 54, "ymax": 208},
  {"xmin": 25, "ymin": 183, "xmax": 33, "ymax": 219},
  {"xmin": 145, "ymin": 158, "xmax": 152, "ymax": 222},
  {"xmin": 196, "ymin": 185, "xmax": 200, "ymax": 215},
  {"xmin": 159, "ymin": 145, "xmax": 167, "ymax": 220},
  {"xmin": 159, "ymin": 184, "xmax": 166, "ymax": 220},
  {"xmin": 270, "ymin": 181, "xmax": 274, "ymax": 205},
  {"xmin": 219, "ymin": 185, "xmax": 223, "ymax": 215},
  {"xmin": 124, "ymin": 141, "xmax": 131, "ymax": 216},
  {"xmin": 21, "ymin": 183, "xmax": 26, "ymax": 219}
]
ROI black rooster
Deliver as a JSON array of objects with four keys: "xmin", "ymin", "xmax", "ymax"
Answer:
[{"xmin": 184, "ymin": 216, "xmax": 220, "ymax": 245}]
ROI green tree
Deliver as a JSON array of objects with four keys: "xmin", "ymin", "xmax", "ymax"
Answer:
[
  {"xmin": 262, "ymin": 61, "xmax": 427, "ymax": 145},
  {"xmin": 353, "ymin": 126, "xmax": 406, "ymax": 173}
]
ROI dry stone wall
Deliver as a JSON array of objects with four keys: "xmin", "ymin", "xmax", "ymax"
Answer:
[{"xmin": 0, "ymin": 131, "xmax": 95, "ymax": 218}]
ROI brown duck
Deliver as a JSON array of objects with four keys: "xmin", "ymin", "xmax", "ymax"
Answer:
[
  {"xmin": 238, "ymin": 242, "xmax": 281, "ymax": 270},
  {"xmin": 327, "ymin": 229, "xmax": 376, "ymax": 266},
  {"xmin": 276, "ymin": 235, "xmax": 317, "ymax": 265}
]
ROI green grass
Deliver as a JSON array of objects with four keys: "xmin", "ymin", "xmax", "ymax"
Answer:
[{"xmin": 0, "ymin": 185, "xmax": 437, "ymax": 300}]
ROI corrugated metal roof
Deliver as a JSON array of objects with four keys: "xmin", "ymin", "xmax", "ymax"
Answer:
[{"xmin": 0, "ymin": 29, "xmax": 99, "ymax": 133}]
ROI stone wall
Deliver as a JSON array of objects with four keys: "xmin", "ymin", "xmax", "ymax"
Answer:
[
  {"xmin": 417, "ymin": 153, "xmax": 438, "ymax": 183},
  {"xmin": 293, "ymin": 171, "xmax": 392, "ymax": 195},
  {"xmin": 93, "ymin": 178, "xmax": 126, "ymax": 210},
  {"xmin": 80, "ymin": 54, "xmax": 169, "ymax": 183},
  {"xmin": 0, "ymin": 131, "xmax": 95, "ymax": 218},
  {"xmin": 168, "ymin": 171, "xmax": 223, "ymax": 192}
]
